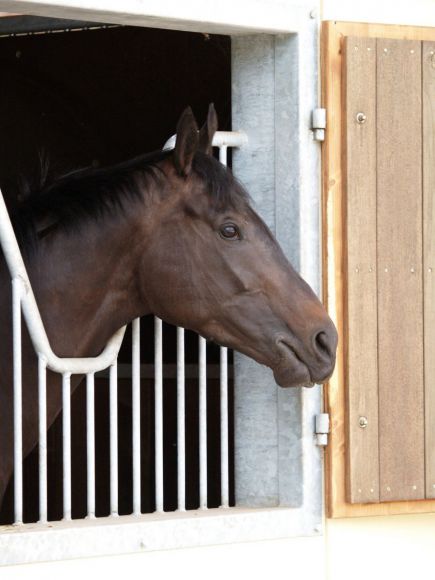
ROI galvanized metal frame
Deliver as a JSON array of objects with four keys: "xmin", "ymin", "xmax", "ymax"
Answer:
[
  {"xmin": 232, "ymin": 25, "xmax": 323, "ymax": 518},
  {"xmin": 0, "ymin": 3, "xmax": 323, "ymax": 565},
  {"xmin": 0, "ymin": 0, "xmax": 302, "ymax": 35}
]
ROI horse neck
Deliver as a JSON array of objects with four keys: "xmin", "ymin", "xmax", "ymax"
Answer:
[{"xmin": 27, "ymin": 201, "xmax": 152, "ymax": 358}]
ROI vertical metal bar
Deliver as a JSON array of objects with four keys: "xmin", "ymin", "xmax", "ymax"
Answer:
[
  {"xmin": 62, "ymin": 372, "xmax": 72, "ymax": 521},
  {"xmin": 177, "ymin": 326, "xmax": 186, "ymax": 511},
  {"xmin": 12, "ymin": 278, "xmax": 23, "ymax": 525},
  {"xmin": 219, "ymin": 145, "xmax": 228, "ymax": 165},
  {"xmin": 38, "ymin": 356, "xmax": 47, "ymax": 523},
  {"xmin": 154, "ymin": 317, "xmax": 164, "ymax": 512},
  {"xmin": 86, "ymin": 372, "xmax": 95, "ymax": 518},
  {"xmin": 220, "ymin": 346, "xmax": 229, "ymax": 508},
  {"xmin": 218, "ymin": 144, "xmax": 230, "ymax": 508},
  {"xmin": 109, "ymin": 362, "xmax": 118, "ymax": 516},
  {"xmin": 132, "ymin": 318, "xmax": 141, "ymax": 516},
  {"xmin": 199, "ymin": 336, "xmax": 207, "ymax": 509}
]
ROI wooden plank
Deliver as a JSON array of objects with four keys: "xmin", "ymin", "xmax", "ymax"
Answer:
[
  {"xmin": 376, "ymin": 38, "xmax": 424, "ymax": 502},
  {"xmin": 322, "ymin": 20, "xmax": 435, "ymax": 518},
  {"xmin": 423, "ymin": 41, "xmax": 435, "ymax": 499},
  {"xmin": 321, "ymin": 20, "xmax": 347, "ymax": 517},
  {"xmin": 343, "ymin": 36, "xmax": 379, "ymax": 504}
]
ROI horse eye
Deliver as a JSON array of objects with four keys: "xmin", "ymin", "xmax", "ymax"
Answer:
[{"xmin": 220, "ymin": 223, "xmax": 241, "ymax": 240}]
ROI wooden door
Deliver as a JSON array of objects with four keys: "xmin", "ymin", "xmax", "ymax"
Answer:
[{"xmin": 322, "ymin": 21, "xmax": 435, "ymax": 517}]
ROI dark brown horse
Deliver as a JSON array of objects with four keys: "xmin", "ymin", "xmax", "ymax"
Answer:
[{"xmin": 0, "ymin": 105, "xmax": 337, "ymax": 512}]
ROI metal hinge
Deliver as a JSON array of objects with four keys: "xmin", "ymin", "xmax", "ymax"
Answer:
[
  {"xmin": 315, "ymin": 413, "xmax": 330, "ymax": 446},
  {"xmin": 311, "ymin": 108, "xmax": 326, "ymax": 142}
]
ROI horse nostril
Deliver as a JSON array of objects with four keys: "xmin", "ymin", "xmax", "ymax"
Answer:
[{"xmin": 313, "ymin": 330, "xmax": 333, "ymax": 360}]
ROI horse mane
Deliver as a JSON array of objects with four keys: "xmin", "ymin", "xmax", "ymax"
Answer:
[{"xmin": 12, "ymin": 149, "xmax": 249, "ymax": 258}]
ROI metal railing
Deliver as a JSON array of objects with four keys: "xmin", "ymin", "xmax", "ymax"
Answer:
[{"xmin": 0, "ymin": 131, "xmax": 247, "ymax": 525}]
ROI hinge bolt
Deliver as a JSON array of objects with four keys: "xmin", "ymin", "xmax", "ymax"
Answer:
[
  {"xmin": 359, "ymin": 416, "xmax": 368, "ymax": 428},
  {"xmin": 356, "ymin": 112, "xmax": 367, "ymax": 124}
]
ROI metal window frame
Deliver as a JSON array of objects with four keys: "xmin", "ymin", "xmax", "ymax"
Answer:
[{"xmin": 0, "ymin": 2, "xmax": 323, "ymax": 566}]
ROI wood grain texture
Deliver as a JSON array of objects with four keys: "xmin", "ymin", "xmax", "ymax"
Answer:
[
  {"xmin": 322, "ymin": 21, "xmax": 435, "ymax": 518},
  {"xmin": 343, "ymin": 36, "xmax": 379, "ymax": 504},
  {"xmin": 376, "ymin": 38, "xmax": 424, "ymax": 502},
  {"xmin": 423, "ymin": 41, "xmax": 435, "ymax": 499}
]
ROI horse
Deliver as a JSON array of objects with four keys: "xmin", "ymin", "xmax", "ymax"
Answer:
[{"xmin": 0, "ymin": 104, "xmax": 337, "ymax": 515}]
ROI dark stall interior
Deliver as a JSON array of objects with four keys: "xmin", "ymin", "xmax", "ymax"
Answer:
[{"xmin": 0, "ymin": 16, "xmax": 234, "ymax": 523}]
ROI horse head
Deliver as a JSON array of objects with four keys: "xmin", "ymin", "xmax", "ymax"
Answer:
[{"xmin": 138, "ymin": 105, "xmax": 337, "ymax": 388}]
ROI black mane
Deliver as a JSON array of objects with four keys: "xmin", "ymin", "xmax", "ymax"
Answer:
[{"xmin": 11, "ymin": 148, "xmax": 249, "ymax": 257}]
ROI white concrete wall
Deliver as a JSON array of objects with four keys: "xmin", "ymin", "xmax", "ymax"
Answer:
[
  {"xmin": 322, "ymin": 0, "xmax": 435, "ymax": 27},
  {"xmin": 326, "ymin": 514, "xmax": 435, "ymax": 580},
  {"xmin": 1, "ymin": 537, "xmax": 326, "ymax": 580}
]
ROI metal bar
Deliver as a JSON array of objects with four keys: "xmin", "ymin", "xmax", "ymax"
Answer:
[
  {"xmin": 86, "ymin": 372, "xmax": 96, "ymax": 518},
  {"xmin": 177, "ymin": 326, "xmax": 186, "ymax": 511},
  {"xmin": 219, "ymin": 143, "xmax": 230, "ymax": 508},
  {"xmin": 12, "ymin": 278, "xmax": 23, "ymax": 525},
  {"xmin": 109, "ymin": 363, "xmax": 118, "ymax": 516},
  {"xmin": 154, "ymin": 317, "xmax": 164, "ymax": 513},
  {"xmin": 38, "ymin": 356, "xmax": 47, "ymax": 523},
  {"xmin": 199, "ymin": 336, "xmax": 207, "ymax": 509},
  {"xmin": 163, "ymin": 130, "xmax": 248, "ymax": 152},
  {"xmin": 132, "ymin": 318, "xmax": 141, "ymax": 516},
  {"xmin": 220, "ymin": 346, "xmax": 229, "ymax": 508},
  {"xmin": 0, "ymin": 192, "xmax": 125, "ymax": 375},
  {"xmin": 62, "ymin": 372, "xmax": 72, "ymax": 521},
  {"xmin": 219, "ymin": 145, "xmax": 228, "ymax": 165}
]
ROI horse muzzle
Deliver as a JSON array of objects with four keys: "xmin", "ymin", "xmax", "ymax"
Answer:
[{"xmin": 273, "ymin": 322, "xmax": 338, "ymax": 388}]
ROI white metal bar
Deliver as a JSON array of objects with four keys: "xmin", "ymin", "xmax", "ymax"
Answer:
[
  {"xmin": 199, "ymin": 336, "xmax": 207, "ymax": 509},
  {"xmin": 154, "ymin": 317, "xmax": 164, "ymax": 513},
  {"xmin": 219, "ymin": 145, "xmax": 228, "ymax": 165},
  {"xmin": 177, "ymin": 326, "xmax": 185, "ymax": 511},
  {"xmin": 0, "ymin": 192, "xmax": 125, "ymax": 375},
  {"xmin": 109, "ymin": 363, "xmax": 118, "ymax": 516},
  {"xmin": 12, "ymin": 278, "xmax": 23, "ymax": 525},
  {"xmin": 38, "ymin": 356, "xmax": 47, "ymax": 523},
  {"xmin": 62, "ymin": 372, "xmax": 72, "ymax": 521},
  {"xmin": 163, "ymin": 130, "xmax": 248, "ymax": 152},
  {"xmin": 86, "ymin": 372, "xmax": 95, "ymax": 519},
  {"xmin": 132, "ymin": 318, "xmax": 141, "ymax": 516},
  {"xmin": 219, "ymin": 143, "xmax": 230, "ymax": 508},
  {"xmin": 220, "ymin": 347, "xmax": 229, "ymax": 508}
]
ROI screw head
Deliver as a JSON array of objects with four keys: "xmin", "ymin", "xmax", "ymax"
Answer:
[
  {"xmin": 356, "ymin": 112, "xmax": 367, "ymax": 124},
  {"xmin": 359, "ymin": 416, "xmax": 368, "ymax": 428}
]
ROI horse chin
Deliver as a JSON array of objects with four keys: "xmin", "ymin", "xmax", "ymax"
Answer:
[
  {"xmin": 272, "ymin": 341, "xmax": 314, "ymax": 388},
  {"xmin": 272, "ymin": 365, "xmax": 314, "ymax": 389}
]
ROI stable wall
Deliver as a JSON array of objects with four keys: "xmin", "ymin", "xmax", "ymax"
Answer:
[
  {"xmin": 0, "ymin": 537, "xmax": 326, "ymax": 580},
  {"xmin": 1, "ymin": 0, "xmax": 435, "ymax": 578},
  {"xmin": 322, "ymin": 0, "xmax": 435, "ymax": 27},
  {"xmin": 326, "ymin": 514, "xmax": 435, "ymax": 580}
]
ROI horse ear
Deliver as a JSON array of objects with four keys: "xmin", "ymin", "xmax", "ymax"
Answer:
[
  {"xmin": 198, "ymin": 103, "xmax": 218, "ymax": 155},
  {"xmin": 174, "ymin": 107, "xmax": 199, "ymax": 176}
]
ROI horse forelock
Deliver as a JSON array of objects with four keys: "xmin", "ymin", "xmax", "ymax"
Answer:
[{"xmin": 191, "ymin": 152, "xmax": 250, "ymax": 212}]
